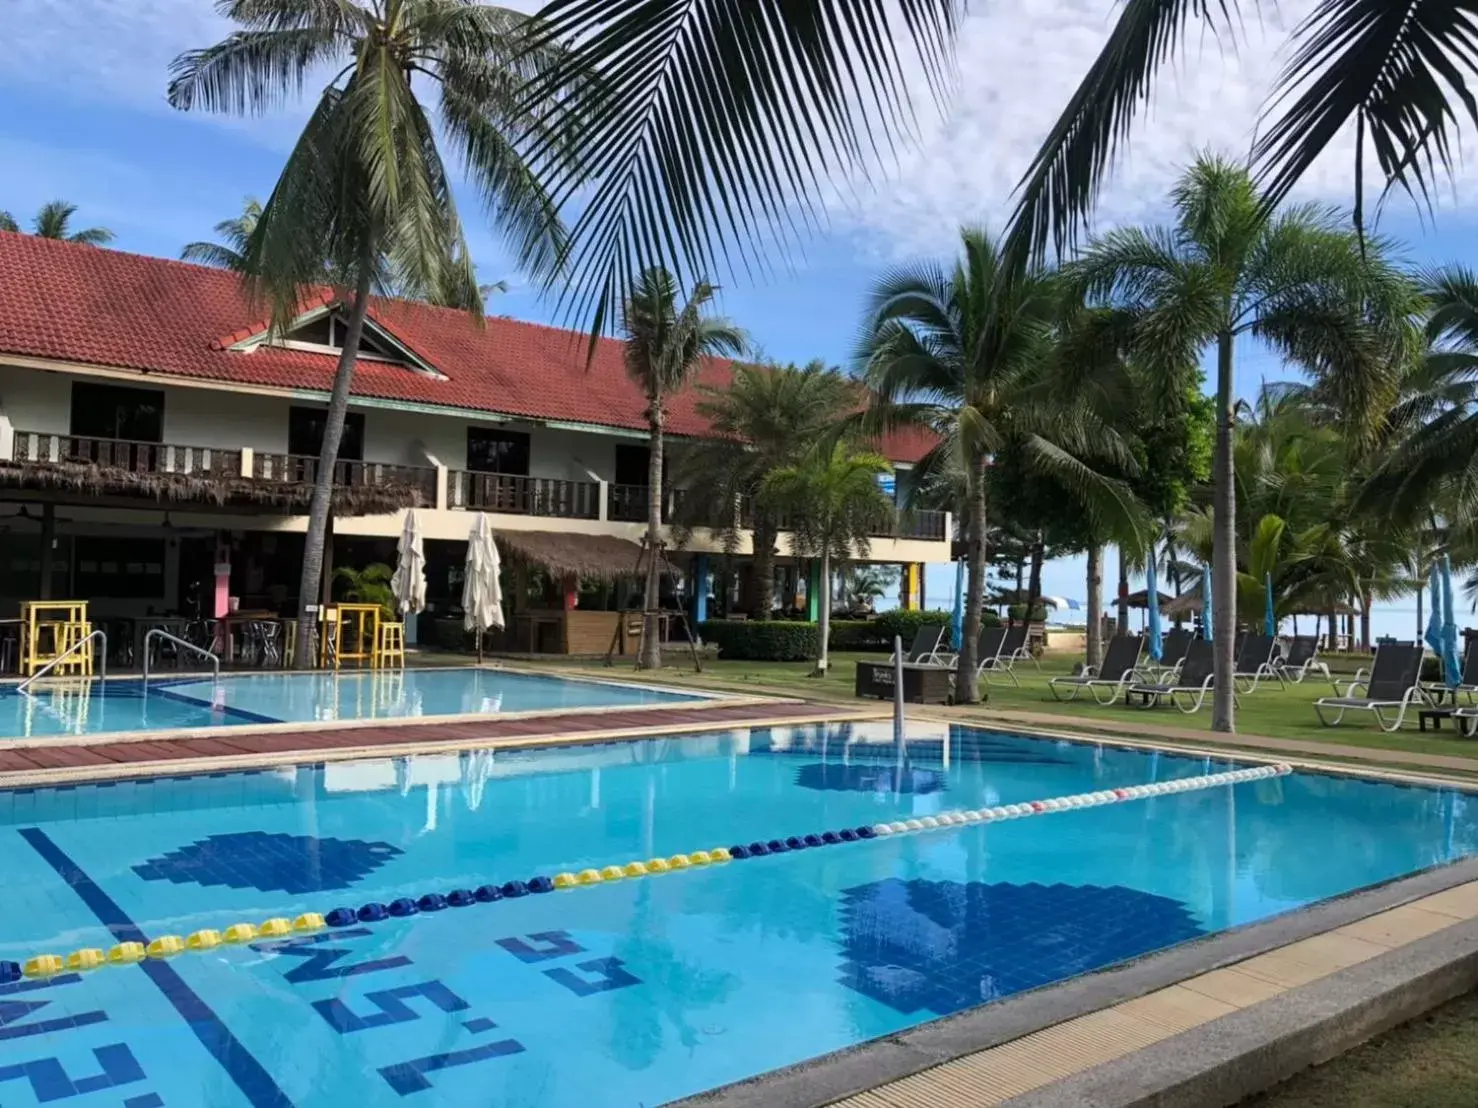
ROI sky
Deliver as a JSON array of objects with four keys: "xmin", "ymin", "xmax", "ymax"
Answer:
[{"xmin": 3, "ymin": 0, "xmax": 1477, "ymax": 637}]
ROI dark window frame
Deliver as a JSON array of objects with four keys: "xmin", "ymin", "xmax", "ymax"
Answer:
[
  {"xmin": 467, "ymin": 427, "xmax": 531, "ymax": 476},
  {"xmin": 288, "ymin": 406, "xmax": 365, "ymax": 461}
]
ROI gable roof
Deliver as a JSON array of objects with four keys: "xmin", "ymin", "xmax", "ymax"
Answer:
[{"xmin": 0, "ymin": 233, "xmax": 932, "ymax": 463}]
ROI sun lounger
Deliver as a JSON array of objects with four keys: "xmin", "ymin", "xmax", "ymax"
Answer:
[
  {"xmin": 1049, "ymin": 635, "xmax": 1146, "ymax": 705},
  {"xmin": 1425, "ymin": 636, "xmax": 1478, "ymax": 706},
  {"xmin": 1126, "ymin": 638, "xmax": 1225, "ymax": 713},
  {"xmin": 1233, "ymin": 633, "xmax": 1283, "ymax": 692},
  {"xmin": 1275, "ymin": 634, "xmax": 1331, "ymax": 686},
  {"xmin": 889, "ymin": 625, "xmax": 948, "ymax": 666},
  {"xmin": 1314, "ymin": 642, "xmax": 1427, "ymax": 732},
  {"xmin": 981, "ymin": 624, "xmax": 1032, "ymax": 686},
  {"xmin": 1143, "ymin": 628, "xmax": 1193, "ymax": 682}
]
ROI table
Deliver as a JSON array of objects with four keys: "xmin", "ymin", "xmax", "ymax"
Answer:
[
  {"xmin": 854, "ymin": 660, "xmax": 954, "ymax": 704},
  {"xmin": 215, "ymin": 612, "xmax": 283, "ymax": 664}
]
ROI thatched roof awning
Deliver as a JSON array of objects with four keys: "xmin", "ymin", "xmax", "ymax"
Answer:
[
  {"xmin": 495, "ymin": 530, "xmax": 644, "ymax": 581},
  {"xmin": 0, "ymin": 460, "xmax": 423, "ymax": 517}
]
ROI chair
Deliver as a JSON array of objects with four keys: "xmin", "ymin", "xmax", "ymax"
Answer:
[
  {"xmin": 1314, "ymin": 642, "xmax": 1428, "ymax": 732},
  {"xmin": 981, "ymin": 624, "xmax": 1032, "ymax": 686},
  {"xmin": 1127, "ymin": 639, "xmax": 1224, "ymax": 713},
  {"xmin": 377, "ymin": 622, "xmax": 406, "ymax": 668},
  {"xmin": 1276, "ymin": 634, "xmax": 1331, "ymax": 686},
  {"xmin": 889, "ymin": 625, "xmax": 949, "ymax": 666},
  {"xmin": 255, "ymin": 621, "xmax": 283, "ymax": 668},
  {"xmin": 1049, "ymin": 635, "xmax": 1146, "ymax": 705},
  {"xmin": 1233, "ymin": 633, "xmax": 1283, "ymax": 692},
  {"xmin": 1143, "ymin": 628, "xmax": 1193, "ymax": 683}
]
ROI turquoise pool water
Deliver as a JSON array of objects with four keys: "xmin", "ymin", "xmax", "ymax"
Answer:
[
  {"xmin": 0, "ymin": 669, "xmax": 702, "ymax": 738},
  {"xmin": 0, "ymin": 721, "xmax": 1472, "ymax": 1107}
]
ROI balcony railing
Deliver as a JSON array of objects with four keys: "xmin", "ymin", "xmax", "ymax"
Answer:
[
  {"xmin": 888, "ymin": 510, "xmax": 947, "ymax": 541},
  {"xmin": 253, "ymin": 453, "xmax": 438, "ymax": 503},
  {"xmin": 10, "ymin": 430, "xmax": 240, "ymax": 477},
  {"xmin": 448, "ymin": 472, "xmax": 600, "ymax": 519},
  {"xmin": 609, "ymin": 483, "xmax": 653, "ymax": 523}
]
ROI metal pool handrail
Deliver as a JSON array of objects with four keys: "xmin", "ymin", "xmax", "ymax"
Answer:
[
  {"xmin": 18, "ymin": 629, "xmax": 107, "ymax": 694},
  {"xmin": 143, "ymin": 629, "xmax": 220, "ymax": 682}
]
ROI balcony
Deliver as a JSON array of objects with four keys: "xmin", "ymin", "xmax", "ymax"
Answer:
[
  {"xmin": 9, "ymin": 430, "xmax": 240, "ymax": 477},
  {"xmin": 448, "ymin": 471, "xmax": 600, "ymax": 520},
  {"xmin": 253, "ymin": 453, "xmax": 439, "ymax": 506}
]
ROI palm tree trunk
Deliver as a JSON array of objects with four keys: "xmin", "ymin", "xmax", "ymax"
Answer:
[
  {"xmin": 1116, "ymin": 547, "xmax": 1131, "ymax": 635},
  {"xmin": 640, "ymin": 399, "xmax": 665, "ymax": 669},
  {"xmin": 1360, "ymin": 590, "xmax": 1372, "ymax": 651},
  {"xmin": 1211, "ymin": 330, "xmax": 1237, "ymax": 732},
  {"xmin": 294, "ymin": 263, "xmax": 372, "ymax": 669},
  {"xmin": 956, "ymin": 456, "xmax": 989, "ymax": 704},
  {"xmin": 813, "ymin": 549, "xmax": 832, "ymax": 675},
  {"xmin": 751, "ymin": 518, "xmax": 777, "ymax": 621},
  {"xmin": 1085, "ymin": 544, "xmax": 1103, "ymax": 669},
  {"xmin": 1024, "ymin": 532, "xmax": 1044, "ymax": 653}
]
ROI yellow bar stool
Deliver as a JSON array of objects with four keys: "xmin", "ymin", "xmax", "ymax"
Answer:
[{"xmin": 376, "ymin": 622, "xmax": 406, "ymax": 668}]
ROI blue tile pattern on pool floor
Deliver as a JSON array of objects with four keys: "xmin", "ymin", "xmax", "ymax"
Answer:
[
  {"xmin": 0, "ymin": 721, "xmax": 1473, "ymax": 1108},
  {"xmin": 836, "ymin": 878, "xmax": 1206, "ymax": 1016},
  {"xmin": 134, "ymin": 832, "xmax": 402, "ymax": 895}
]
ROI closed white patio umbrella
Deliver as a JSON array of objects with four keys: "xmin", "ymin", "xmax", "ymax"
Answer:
[
  {"xmin": 390, "ymin": 510, "xmax": 427, "ymax": 619},
  {"xmin": 462, "ymin": 513, "xmax": 505, "ymax": 663}
]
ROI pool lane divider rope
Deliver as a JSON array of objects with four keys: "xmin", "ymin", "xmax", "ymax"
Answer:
[{"xmin": 3, "ymin": 762, "xmax": 1291, "ymax": 981}]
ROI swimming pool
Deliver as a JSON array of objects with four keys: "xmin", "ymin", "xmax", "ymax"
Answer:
[
  {"xmin": 0, "ymin": 721, "xmax": 1471, "ymax": 1107},
  {"xmin": 0, "ymin": 668, "xmax": 704, "ymax": 738}
]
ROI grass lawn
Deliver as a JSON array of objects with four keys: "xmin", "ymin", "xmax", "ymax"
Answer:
[
  {"xmin": 546, "ymin": 650, "xmax": 1478, "ymax": 770},
  {"xmin": 1244, "ymin": 991, "xmax": 1478, "ymax": 1107}
]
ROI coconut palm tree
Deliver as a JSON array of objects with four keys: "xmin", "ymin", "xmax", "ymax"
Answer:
[
  {"xmin": 763, "ymin": 444, "xmax": 895, "ymax": 676},
  {"xmin": 168, "ymin": 0, "xmax": 566, "ymax": 666},
  {"xmin": 1071, "ymin": 155, "xmax": 1415, "ymax": 731},
  {"xmin": 0, "ymin": 200, "xmax": 113, "ymax": 244},
  {"xmin": 672, "ymin": 360, "xmax": 852, "ymax": 620},
  {"xmin": 1004, "ymin": 1, "xmax": 1478, "ymax": 265},
  {"xmin": 621, "ymin": 267, "xmax": 747, "ymax": 668},
  {"xmin": 181, "ymin": 197, "xmax": 262, "ymax": 270},
  {"xmin": 518, "ymin": 2, "xmax": 965, "ymax": 331},
  {"xmin": 859, "ymin": 227, "xmax": 1146, "ymax": 703}
]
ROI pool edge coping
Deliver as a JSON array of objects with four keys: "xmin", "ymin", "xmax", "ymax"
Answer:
[{"xmin": 669, "ymin": 856, "xmax": 1478, "ymax": 1108}]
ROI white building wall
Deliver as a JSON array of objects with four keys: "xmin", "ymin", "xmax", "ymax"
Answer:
[
  {"xmin": 0, "ymin": 366, "xmax": 72, "ymax": 433},
  {"xmin": 164, "ymin": 387, "xmax": 289, "ymax": 454}
]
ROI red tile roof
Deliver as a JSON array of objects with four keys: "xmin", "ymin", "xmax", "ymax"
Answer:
[{"xmin": 0, "ymin": 233, "xmax": 932, "ymax": 463}]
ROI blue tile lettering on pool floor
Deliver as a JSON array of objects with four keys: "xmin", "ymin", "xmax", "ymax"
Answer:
[
  {"xmin": 543, "ymin": 957, "xmax": 642, "ymax": 998},
  {"xmin": 836, "ymin": 879, "xmax": 1207, "ymax": 1016},
  {"xmin": 0, "ymin": 1043, "xmax": 145, "ymax": 1101},
  {"xmin": 495, "ymin": 932, "xmax": 585, "ymax": 964},
  {"xmin": 314, "ymin": 982, "xmax": 470, "ymax": 1034},
  {"xmin": 133, "ymin": 832, "xmax": 402, "ymax": 894},
  {"xmin": 17, "ymin": 828, "xmax": 294, "ymax": 1108},
  {"xmin": 251, "ymin": 929, "xmax": 413, "ymax": 984},
  {"xmin": 124, "ymin": 1094, "xmax": 165, "ymax": 1108}
]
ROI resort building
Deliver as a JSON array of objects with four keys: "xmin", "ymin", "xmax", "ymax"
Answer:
[{"xmin": 0, "ymin": 233, "xmax": 948, "ymax": 656}]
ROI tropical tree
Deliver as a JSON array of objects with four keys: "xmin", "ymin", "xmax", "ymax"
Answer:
[
  {"xmin": 332, "ymin": 563, "xmax": 396, "ymax": 620},
  {"xmin": 620, "ymin": 267, "xmax": 747, "ymax": 668},
  {"xmin": 841, "ymin": 565, "xmax": 898, "ymax": 613},
  {"xmin": 672, "ymin": 360, "xmax": 852, "ymax": 620},
  {"xmin": 0, "ymin": 201, "xmax": 113, "ymax": 244},
  {"xmin": 181, "ymin": 197, "xmax": 262, "ymax": 270},
  {"xmin": 1071, "ymin": 155, "xmax": 1416, "ymax": 731},
  {"xmin": 859, "ymin": 227, "xmax": 1144, "ymax": 702},
  {"xmin": 763, "ymin": 444, "xmax": 895, "ymax": 676},
  {"xmin": 168, "ymin": 0, "xmax": 566, "ymax": 667},
  {"xmin": 1005, "ymin": 0, "xmax": 1478, "ymax": 265}
]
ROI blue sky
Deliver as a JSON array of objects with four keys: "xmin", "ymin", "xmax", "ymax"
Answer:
[{"xmin": 4, "ymin": 0, "xmax": 1477, "ymax": 637}]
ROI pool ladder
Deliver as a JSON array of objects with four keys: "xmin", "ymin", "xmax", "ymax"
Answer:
[
  {"xmin": 17, "ymin": 629, "xmax": 107, "ymax": 695},
  {"xmin": 143, "ymin": 629, "xmax": 220, "ymax": 682}
]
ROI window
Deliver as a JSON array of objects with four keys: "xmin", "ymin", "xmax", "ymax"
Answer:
[
  {"xmin": 467, "ymin": 428, "xmax": 530, "ymax": 475},
  {"xmin": 70, "ymin": 382, "xmax": 164, "ymax": 443},
  {"xmin": 615, "ymin": 444, "xmax": 653, "ymax": 487},
  {"xmin": 73, "ymin": 537, "xmax": 166, "ymax": 600},
  {"xmin": 279, "ymin": 312, "xmax": 405, "ymax": 362},
  {"xmin": 288, "ymin": 406, "xmax": 365, "ymax": 461}
]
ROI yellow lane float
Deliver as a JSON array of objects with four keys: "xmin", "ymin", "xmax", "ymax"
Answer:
[
  {"xmin": 622, "ymin": 861, "xmax": 648, "ymax": 878},
  {"xmin": 709, "ymin": 847, "xmax": 732, "ymax": 862},
  {"xmin": 645, "ymin": 858, "xmax": 671, "ymax": 874},
  {"xmin": 108, "ymin": 942, "xmax": 146, "ymax": 965},
  {"xmin": 577, "ymin": 869, "xmax": 603, "ymax": 885},
  {"xmin": 147, "ymin": 936, "xmax": 185, "ymax": 958},
  {"xmin": 293, "ymin": 913, "xmax": 325, "ymax": 932},
  {"xmin": 257, "ymin": 918, "xmax": 293, "ymax": 937},
  {"xmin": 667, "ymin": 854, "xmax": 691, "ymax": 870},
  {"xmin": 65, "ymin": 949, "xmax": 105, "ymax": 972},
  {"xmin": 552, "ymin": 873, "xmax": 578, "ymax": 890},
  {"xmin": 688, "ymin": 851, "xmax": 712, "ymax": 866},
  {"xmin": 222, "ymin": 923, "xmax": 258, "ymax": 944},
  {"xmin": 599, "ymin": 865, "xmax": 625, "ymax": 881},
  {"xmin": 186, "ymin": 930, "xmax": 222, "ymax": 951},
  {"xmin": 23, "ymin": 955, "xmax": 64, "ymax": 978}
]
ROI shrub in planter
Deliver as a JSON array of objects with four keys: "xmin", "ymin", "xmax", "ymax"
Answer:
[{"xmin": 699, "ymin": 620, "xmax": 819, "ymax": 661}]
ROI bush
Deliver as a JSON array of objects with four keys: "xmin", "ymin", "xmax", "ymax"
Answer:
[
  {"xmin": 699, "ymin": 620, "xmax": 819, "ymax": 661},
  {"xmin": 1007, "ymin": 603, "xmax": 1050, "ymax": 622},
  {"xmin": 828, "ymin": 620, "xmax": 889, "ymax": 652}
]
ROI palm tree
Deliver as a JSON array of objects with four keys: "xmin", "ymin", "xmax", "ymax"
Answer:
[
  {"xmin": 859, "ymin": 227, "xmax": 1144, "ymax": 703},
  {"xmin": 181, "ymin": 197, "xmax": 262, "ymax": 270},
  {"xmin": 763, "ymin": 444, "xmax": 895, "ymax": 676},
  {"xmin": 1071, "ymin": 155, "xmax": 1415, "ymax": 731},
  {"xmin": 1004, "ymin": 1, "xmax": 1477, "ymax": 265},
  {"xmin": 518, "ymin": 2, "xmax": 965, "ymax": 331},
  {"xmin": 620, "ymin": 267, "xmax": 747, "ymax": 668},
  {"xmin": 673, "ymin": 360, "xmax": 852, "ymax": 620},
  {"xmin": 0, "ymin": 201, "xmax": 113, "ymax": 244},
  {"xmin": 168, "ymin": 0, "xmax": 566, "ymax": 667}
]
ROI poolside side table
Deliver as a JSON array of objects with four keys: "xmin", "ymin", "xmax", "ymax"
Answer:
[{"xmin": 854, "ymin": 660, "xmax": 953, "ymax": 704}]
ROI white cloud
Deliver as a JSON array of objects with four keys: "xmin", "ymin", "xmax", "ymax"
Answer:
[{"xmin": 829, "ymin": 0, "xmax": 1478, "ymax": 258}]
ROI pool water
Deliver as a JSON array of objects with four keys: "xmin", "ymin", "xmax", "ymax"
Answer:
[
  {"xmin": 0, "ymin": 669, "xmax": 702, "ymax": 738},
  {"xmin": 0, "ymin": 722, "xmax": 1473, "ymax": 1108}
]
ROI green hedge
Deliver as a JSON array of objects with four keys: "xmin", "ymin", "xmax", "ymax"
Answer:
[
  {"xmin": 699, "ymin": 620, "xmax": 819, "ymax": 661},
  {"xmin": 829, "ymin": 620, "xmax": 887, "ymax": 652},
  {"xmin": 827, "ymin": 608, "xmax": 1005, "ymax": 653}
]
